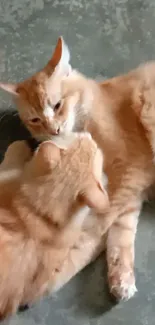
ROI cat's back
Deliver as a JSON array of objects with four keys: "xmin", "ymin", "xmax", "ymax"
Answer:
[
  {"xmin": 100, "ymin": 61, "xmax": 155, "ymax": 102},
  {"xmin": 89, "ymin": 64, "xmax": 154, "ymax": 172},
  {"xmin": 131, "ymin": 61, "xmax": 155, "ymax": 82}
]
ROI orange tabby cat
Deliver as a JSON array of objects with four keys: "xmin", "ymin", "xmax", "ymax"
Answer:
[
  {"xmin": 1, "ymin": 37, "xmax": 155, "ymax": 301},
  {"xmin": 0, "ymin": 133, "xmax": 108, "ymax": 319}
]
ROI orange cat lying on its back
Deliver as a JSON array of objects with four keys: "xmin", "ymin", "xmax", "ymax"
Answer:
[{"xmin": 0, "ymin": 133, "xmax": 108, "ymax": 319}]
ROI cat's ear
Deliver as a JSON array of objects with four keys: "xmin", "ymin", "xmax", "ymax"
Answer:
[
  {"xmin": 81, "ymin": 181, "xmax": 109, "ymax": 213},
  {"xmin": 48, "ymin": 36, "xmax": 71, "ymax": 76},
  {"xmin": 0, "ymin": 82, "xmax": 19, "ymax": 96},
  {"xmin": 36, "ymin": 141, "xmax": 61, "ymax": 171}
]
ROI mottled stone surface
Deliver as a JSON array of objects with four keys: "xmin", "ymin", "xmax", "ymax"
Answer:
[{"xmin": 0, "ymin": 0, "xmax": 155, "ymax": 324}]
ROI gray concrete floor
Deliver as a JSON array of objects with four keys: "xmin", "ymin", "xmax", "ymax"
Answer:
[{"xmin": 0, "ymin": 0, "xmax": 155, "ymax": 324}]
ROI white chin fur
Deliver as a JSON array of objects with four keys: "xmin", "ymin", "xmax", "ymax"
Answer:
[
  {"xmin": 50, "ymin": 132, "xmax": 92, "ymax": 150},
  {"xmin": 51, "ymin": 133, "xmax": 77, "ymax": 149}
]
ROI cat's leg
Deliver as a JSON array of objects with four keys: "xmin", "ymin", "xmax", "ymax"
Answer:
[
  {"xmin": 51, "ymin": 210, "xmax": 107, "ymax": 292},
  {"xmin": 0, "ymin": 141, "xmax": 31, "ymax": 171},
  {"xmin": 22, "ymin": 226, "xmax": 106, "ymax": 303},
  {"xmin": 50, "ymin": 225, "xmax": 106, "ymax": 293},
  {"xmin": 106, "ymin": 196, "xmax": 142, "ymax": 301}
]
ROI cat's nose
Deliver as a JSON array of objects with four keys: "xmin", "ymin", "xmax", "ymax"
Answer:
[
  {"xmin": 55, "ymin": 127, "xmax": 60, "ymax": 135},
  {"xmin": 50, "ymin": 127, "xmax": 60, "ymax": 135}
]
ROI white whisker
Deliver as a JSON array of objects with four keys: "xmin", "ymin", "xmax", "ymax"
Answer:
[{"xmin": 12, "ymin": 111, "xmax": 18, "ymax": 117}]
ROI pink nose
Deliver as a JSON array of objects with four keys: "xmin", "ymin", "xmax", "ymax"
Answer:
[
  {"xmin": 55, "ymin": 127, "xmax": 60, "ymax": 135},
  {"xmin": 50, "ymin": 127, "xmax": 60, "ymax": 135}
]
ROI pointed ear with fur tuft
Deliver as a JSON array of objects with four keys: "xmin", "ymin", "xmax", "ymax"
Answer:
[
  {"xmin": 0, "ymin": 82, "xmax": 19, "ymax": 96},
  {"xmin": 47, "ymin": 36, "xmax": 71, "ymax": 76},
  {"xmin": 81, "ymin": 181, "xmax": 109, "ymax": 213},
  {"xmin": 35, "ymin": 141, "xmax": 61, "ymax": 172}
]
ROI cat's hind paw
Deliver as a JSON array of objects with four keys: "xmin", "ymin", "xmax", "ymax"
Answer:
[{"xmin": 108, "ymin": 269, "xmax": 137, "ymax": 301}]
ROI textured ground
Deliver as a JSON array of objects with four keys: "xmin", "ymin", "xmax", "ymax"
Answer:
[{"xmin": 0, "ymin": 0, "xmax": 155, "ymax": 324}]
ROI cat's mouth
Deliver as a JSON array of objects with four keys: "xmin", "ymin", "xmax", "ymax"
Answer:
[
  {"xmin": 34, "ymin": 122, "xmax": 70, "ymax": 141},
  {"xmin": 48, "ymin": 120, "xmax": 68, "ymax": 136}
]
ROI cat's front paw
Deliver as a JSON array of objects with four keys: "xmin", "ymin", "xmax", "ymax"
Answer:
[
  {"xmin": 4, "ymin": 141, "xmax": 32, "ymax": 166},
  {"xmin": 108, "ymin": 268, "xmax": 137, "ymax": 301}
]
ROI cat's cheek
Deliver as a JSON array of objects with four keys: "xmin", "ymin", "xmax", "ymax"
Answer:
[
  {"xmin": 59, "ymin": 93, "xmax": 79, "ymax": 134},
  {"xmin": 63, "ymin": 109, "xmax": 76, "ymax": 133},
  {"xmin": 28, "ymin": 124, "xmax": 45, "ymax": 139}
]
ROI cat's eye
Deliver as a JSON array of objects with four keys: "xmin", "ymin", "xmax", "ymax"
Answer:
[
  {"xmin": 54, "ymin": 101, "xmax": 61, "ymax": 112},
  {"xmin": 31, "ymin": 117, "xmax": 41, "ymax": 124}
]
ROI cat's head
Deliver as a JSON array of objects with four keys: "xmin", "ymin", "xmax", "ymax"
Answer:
[
  {"xmin": 0, "ymin": 37, "xmax": 89, "ymax": 141},
  {"xmin": 21, "ymin": 132, "xmax": 109, "ymax": 226}
]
